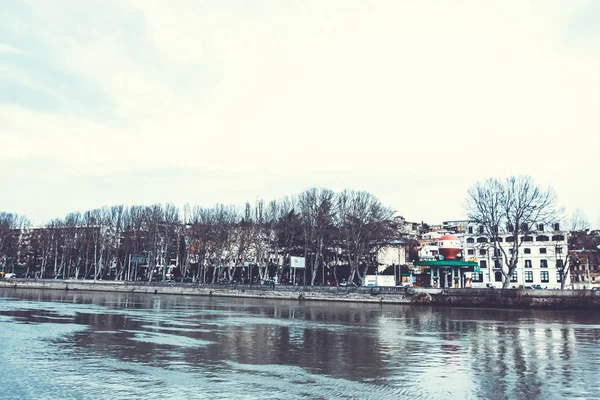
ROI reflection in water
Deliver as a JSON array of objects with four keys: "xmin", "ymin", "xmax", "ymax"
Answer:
[{"xmin": 0, "ymin": 288, "xmax": 599, "ymax": 399}]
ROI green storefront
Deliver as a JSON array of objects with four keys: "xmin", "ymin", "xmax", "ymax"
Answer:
[{"xmin": 414, "ymin": 260, "xmax": 478, "ymax": 288}]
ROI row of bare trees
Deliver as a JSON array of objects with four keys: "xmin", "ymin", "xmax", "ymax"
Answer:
[{"xmin": 0, "ymin": 189, "xmax": 399, "ymax": 286}]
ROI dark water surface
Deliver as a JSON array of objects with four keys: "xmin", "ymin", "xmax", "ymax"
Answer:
[{"xmin": 0, "ymin": 288, "xmax": 598, "ymax": 399}]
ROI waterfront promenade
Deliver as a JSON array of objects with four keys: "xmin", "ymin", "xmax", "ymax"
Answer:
[{"xmin": 2, "ymin": 279, "xmax": 599, "ymax": 309}]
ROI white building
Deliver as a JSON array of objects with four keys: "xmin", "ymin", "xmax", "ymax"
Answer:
[
  {"xmin": 418, "ymin": 245, "xmax": 439, "ymax": 261},
  {"xmin": 377, "ymin": 240, "xmax": 409, "ymax": 267},
  {"xmin": 462, "ymin": 222, "xmax": 569, "ymax": 289},
  {"xmin": 421, "ymin": 231, "xmax": 452, "ymax": 241}
]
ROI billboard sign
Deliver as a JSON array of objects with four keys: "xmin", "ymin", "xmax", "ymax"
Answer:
[
  {"xmin": 364, "ymin": 275, "xmax": 378, "ymax": 287},
  {"xmin": 377, "ymin": 275, "xmax": 396, "ymax": 287},
  {"xmin": 130, "ymin": 254, "xmax": 147, "ymax": 264},
  {"xmin": 290, "ymin": 256, "xmax": 306, "ymax": 269}
]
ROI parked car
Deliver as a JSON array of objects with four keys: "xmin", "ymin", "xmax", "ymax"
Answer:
[
  {"xmin": 591, "ymin": 287, "xmax": 600, "ymax": 292},
  {"xmin": 524, "ymin": 285, "xmax": 543, "ymax": 290},
  {"xmin": 263, "ymin": 279, "xmax": 275, "ymax": 288}
]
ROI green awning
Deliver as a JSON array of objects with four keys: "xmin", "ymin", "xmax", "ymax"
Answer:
[{"xmin": 414, "ymin": 260, "xmax": 478, "ymax": 267}]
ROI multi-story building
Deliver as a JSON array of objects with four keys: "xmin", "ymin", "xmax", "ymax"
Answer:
[
  {"xmin": 462, "ymin": 222, "xmax": 569, "ymax": 289},
  {"xmin": 570, "ymin": 249, "xmax": 600, "ymax": 289},
  {"xmin": 442, "ymin": 220, "xmax": 470, "ymax": 234},
  {"xmin": 394, "ymin": 216, "xmax": 420, "ymax": 237}
]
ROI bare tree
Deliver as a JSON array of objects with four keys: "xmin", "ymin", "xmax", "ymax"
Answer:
[
  {"xmin": 465, "ymin": 176, "xmax": 558, "ymax": 288},
  {"xmin": 210, "ymin": 205, "xmax": 237, "ymax": 283},
  {"xmin": 553, "ymin": 209, "xmax": 591, "ymax": 289},
  {"xmin": 273, "ymin": 197, "xmax": 302, "ymax": 283},
  {"xmin": 0, "ymin": 212, "xmax": 30, "ymax": 274},
  {"xmin": 337, "ymin": 190, "xmax": 396, "ymax": 285},
  {"xmin": 187, "ymin": 206, "xmax": 216, "ymax": 283},
  {"xmin": 299, "ymin": 189, "xmax": 336, "ymax": 286}
]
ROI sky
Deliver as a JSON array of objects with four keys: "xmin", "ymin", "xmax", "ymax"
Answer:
[{"xmin": 1, "ymin": 0, "xmax": 599, "ymax": 228}]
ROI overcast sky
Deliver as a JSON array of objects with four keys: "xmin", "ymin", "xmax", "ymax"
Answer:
[{"xmin": 1, "ymin": 0, "xmax": 599, "ymax": 227}]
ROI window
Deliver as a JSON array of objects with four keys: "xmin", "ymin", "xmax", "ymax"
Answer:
[
  {"xmin": 538, "ymin": 223, "xmax": 544, "ymax": 231},
  {"xmin": 472, "ymin": 272, "xmax": 483, "ymax": 282},
  {"xmin": 495, "ymin": 271, "xmax": 503, "ymax": 282},
  {"xmin": 467, "ymin": 237, "xmax": 475, "ymax": 244},
  {"xmin": 478, "ymin": 226, "xmax": 484, "ymax": 234},
  {"xmin": 494, "ymin": 260, "xmax": 502, "ymax": 269},
  {"xmin": 479, "ymin": 249, "xmax": 487, "ymax": 256},
  {"xmin": 536, "ymin": 235, "xmax": 549, "ymax": 242},
  {"xmin": 521, "ymin": 223, "xmax": 529, "ymax": 232},
  {"xmin": 509, "ymin": 248, "xmax": 514, "ymax": 255},
  {"xmin": 506, "ymin": 236, "xmax": 515, "ymax": 242},
  {"xmin": 524, "ymin": 248, "xmax": 531, "ymax": 254},
  {"xmin": 525, "ymin": 260, "xmax": 532, "ymax": 268},
  {"xmin": 552, "ymin": 234, "xmax": 565, "ymax": 241},
  {"xmin": 477, "ymin": 237, "xmax": 488, "ymax": 243},
  {"xmin": 555, "ymin": 246, "xmax": 563, "ymax": 254},
  {"xmin": 556, "ymin": 259, "xmax": 564, "ymax": 269},
  {"xmin": 480, "ymin": 260, "xmax": 487, "ymax": 268},
  {"xmin": 511, "ymin": 270, "xmax": 518, "ymax": 282},
  {"xmin": 468, "ymin": 226, "xmax": 473, "ymax": 234},
  {"xmin": 494, "ymin": 248, "xmax": 502, "ymax": 257},
  {"xmin": 507, "ymin": 224, "xmax": 514, "ymax": 232},
  {"xmin": 525, "ymin": 271, "xmax": 533, "ymax": 283},
  {"xmin": 556, "ymin": 271, "xmax": 562, "ymax": 282},
  {"xmin": 553, "ymin": 223, "xmax": 560, "ymax": 231},
  {"xmin": 467, "ymin": 249, "xmax": 474, "ymax": 255},
  {"xmin": 540, "ymin": 260, "xmax": 548, "ymax": 268},
  {"xmin": 540, "ymin": 248, "xmax": 546, "ymax": 254},
  {"xmin": 541, "ymin": 271, "xmax": 549, "ymax": 283},
  {"xmin": 492, "ymin": 225, "xmax": 498, "ymax": 234}
]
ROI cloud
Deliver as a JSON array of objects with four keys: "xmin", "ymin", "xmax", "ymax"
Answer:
[
  {"xmin": 0, "ymin": 0, "xmax": 598, "ymax": 226},
  {"xmin": 0, "ymin": 43, "xmax": 24, "ymax": 55}
]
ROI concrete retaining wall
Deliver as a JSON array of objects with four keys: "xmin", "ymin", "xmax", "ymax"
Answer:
[
  {"xmin": 0, "ymin": 280, "xmax": 413, "ymax": 304},
  {"xmin": 1, "ymin": 280, "xmax": 599, "ymax": 309}
]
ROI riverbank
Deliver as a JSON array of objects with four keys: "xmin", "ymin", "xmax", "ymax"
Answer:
[{"xmin": 1, "ymin": 279, "xmax": 599, "ymax": 309}]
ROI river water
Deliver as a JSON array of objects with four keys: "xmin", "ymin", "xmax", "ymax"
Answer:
[{"xmin": 0, "ymin": 288, "xmax": 598, "ymax": 400}]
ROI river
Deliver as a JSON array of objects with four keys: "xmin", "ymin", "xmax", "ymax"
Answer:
[{"xmin": 0, "ymin": 288, "xmax": 598, "ymax": 399}]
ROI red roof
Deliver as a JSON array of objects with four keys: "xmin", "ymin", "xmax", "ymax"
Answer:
[{"xmin": 439, "ymin": 234, "xmax": 459, "ymax": 241}]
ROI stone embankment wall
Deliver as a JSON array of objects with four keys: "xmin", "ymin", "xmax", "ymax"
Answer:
[
  {"xmin": 1, "ymin": 280, "xmax": 599, "ymax": 309},
  {"xmin": 0, "ymin": 280, "xmax": 412, "ymax": 304},
  {"xmin": 412, "ymin": 288, "xmax": 600, "ymax": 309}
]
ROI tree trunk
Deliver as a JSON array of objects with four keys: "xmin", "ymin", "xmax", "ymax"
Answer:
[{"xmin": 53, "ymin": 241, "xmax": 58, "ymax": 279}]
